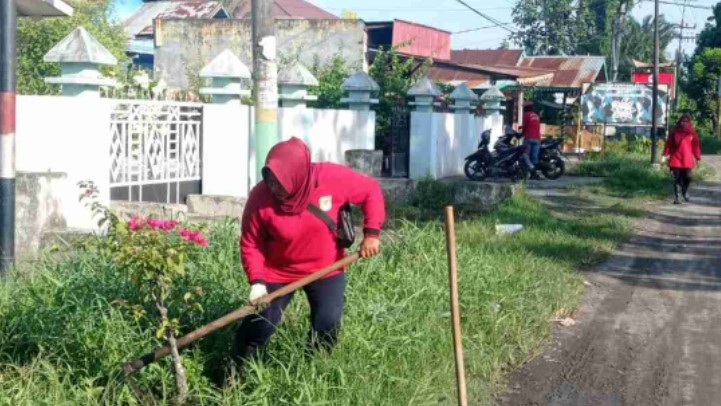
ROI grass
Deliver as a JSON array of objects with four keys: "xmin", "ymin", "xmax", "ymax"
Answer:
[
  {"xmin": 0, "ymin": 194, "xmax": 633, "ymax": 405},
  {"xmin": 571, "ymin": 138, "xmax": 716, "ymax": 199}
]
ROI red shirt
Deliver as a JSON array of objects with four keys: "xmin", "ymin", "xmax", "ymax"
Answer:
[
  {"xmin": 522, "ymin": 111, "xmax": 542, "ymax": 140},
  {"xmin": 663, "ymin": 130, "xmax": 701, "ymax": 169},
  {"xmin": 240, "ymin": 163, "xmax": 385, "ymax": 284}
]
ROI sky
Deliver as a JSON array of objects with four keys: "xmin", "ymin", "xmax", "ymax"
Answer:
[{"xmin": 113, "ymin": 0, "xmax": 719, "ymax": 58}]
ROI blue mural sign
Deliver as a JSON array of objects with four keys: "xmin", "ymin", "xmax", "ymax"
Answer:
[{"xmin": 581, "ymin": 83, "xmax": 669, "ymax": 126}]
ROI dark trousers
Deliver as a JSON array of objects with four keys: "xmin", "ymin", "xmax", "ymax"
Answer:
[
  {"xmin": 672, "ymin": 168, "xmax": 692, "ymax": 199},
  {"xmin": 234, "ymin": 273, "xmax": 346, "ymax": 364}
]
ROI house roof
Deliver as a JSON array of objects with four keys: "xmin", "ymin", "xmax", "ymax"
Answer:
[
  {"xmin": 229, "ymin": 0, "xmax": 337, "ymax": 19},
  {"xmin": 18, "ymin": 0, "xmax": 73, "ymax": 16},
  {"xmin": 632, "ymin": 59, "xmax": 676, "ymax": 69},
  {"xmin": 450, "ymin": 49, "xmax": 524, "ymax": 67},
  {"xmin": 518, "ymin": 56, "xmax": 606, "ymax": 88},
  {"xmin": 123, "ymin": 1, "xmax": 226, "ymax": 38}
]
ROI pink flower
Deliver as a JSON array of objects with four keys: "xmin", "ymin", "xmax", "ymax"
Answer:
[
  {"xmin": 128, "ymin": 215, "xmax": 146, "ymax": 231},
  {"xmin": 177, "ymin": 227, "xmax": 208, "ymax": 247},
  {"xmin": 147, "ymin": 218, "xmax": 178, "ymax": 231}
]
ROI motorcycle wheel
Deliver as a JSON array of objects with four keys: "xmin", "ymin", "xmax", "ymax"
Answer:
[
  {"xmin": 464, "ymin": 158, "xmax": 488, "ymax": 181},
  {"xmin": 541, "ymin": 157, "xmax": 565, "ymax": 180},
  {"xmin": 510, "ymin": 164, "xmax": 530, "ymax": 183}
]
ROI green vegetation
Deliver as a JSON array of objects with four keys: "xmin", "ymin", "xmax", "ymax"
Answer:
[
  {"xmin": 0, "ymin": 192, "xmax": 633, "ymax": 405},
  {"xmin": 701, "ymin": 135, "xmax": 721, "ymax": 155},
  {"xmin": 572, "ymin": 137, "xmax": 714, "ymax": 198}
]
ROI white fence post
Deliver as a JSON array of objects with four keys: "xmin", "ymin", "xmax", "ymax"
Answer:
[{"xmin": 408, "ymin": 76, "xmax": 441, "ymax": 179}]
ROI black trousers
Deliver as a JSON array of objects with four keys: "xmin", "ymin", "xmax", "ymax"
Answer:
[
  {"xmin": 672, "ymin": 168, "xmax": 692, "ymax": 198},
  {"xmin": 234, "ymin": 273, "xmax": 346, "ymax": 363}
]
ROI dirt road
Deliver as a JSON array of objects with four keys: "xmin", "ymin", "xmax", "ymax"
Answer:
[{"xmin": 499, "ymin": 158, "xmax": 721, "ymax": 406}]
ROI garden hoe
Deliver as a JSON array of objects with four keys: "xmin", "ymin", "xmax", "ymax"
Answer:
[{"xmin": 121, "ymin": 253, "xmax": 360, "ymax": 376}]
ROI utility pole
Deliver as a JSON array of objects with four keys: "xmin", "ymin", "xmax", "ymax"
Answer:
[
  {"xmin": 251, "ymin": 0, "xmax": 279, "ymax": 184},
  {"xmin": 0, "ymin": 0, "xmax": 17, "ymax": 274},
  {"xmin": 674, "ymin": 0, "xmax": 696, "ymax": 109},
  {"xmin": 651, "ymin": 0, "xmax": 660, "ymax": 164}
]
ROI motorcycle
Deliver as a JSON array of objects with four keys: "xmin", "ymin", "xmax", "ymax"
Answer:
[
  {"xmin": 463, "ymin": 130, "xmax": 532, "ymax": 182},
  {"xmin": 497, "ymin": 127, "xmax": 567, "ymax": 180}
]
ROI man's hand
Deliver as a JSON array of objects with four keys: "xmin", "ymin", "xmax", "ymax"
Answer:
[{"xmin": 359, "ymin": 238, "xmax": 381, "ymax": 259}]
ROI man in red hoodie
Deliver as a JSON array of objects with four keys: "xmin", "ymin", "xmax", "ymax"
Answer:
[
  {"xmin": 235, "ymin": 137, "xmax": 385, "ymax": 366},
  {"xmin": 521, "ymin": 101, "xmax": 542, "ymax": 179}
]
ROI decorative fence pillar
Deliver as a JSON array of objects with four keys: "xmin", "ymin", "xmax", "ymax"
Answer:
[
  {"xmin": 450, "ymin": 82, "xmax": 479, "ymax": 113},
  {"xmin": 341, "ymin": 72, "xmax": 379, "ymax": 111},
  {"xmin": 199, "ymin": 49, "xmax": 251, "ymax": 105},
  {"xmin": 43, "ymin": 27, "xmax": 117, "ymax": 97},
  {"xmin": 278, "ymin": 61, "xmax": 318, "ymax": 108},
  {"xmin": 408, "ymin": 76, "xmax": 441, "ymax": 112},
  {"xmin": 479, "ymin": 86, "xmax": 506, "ymax": 151}
]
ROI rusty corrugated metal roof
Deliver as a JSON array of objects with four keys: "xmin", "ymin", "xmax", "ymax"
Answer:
[
  {"xmin": 230, "ymin": 0, "xmax": 337, "ymax": 19},
  {"xmin": 518, "ymin": 56, "xmax": 606, "ymax": 88},
  {"xmin": 427, "ymin": 66, "xmax": 490, "ymax": 89},
  {"xmin": 124, "ymin": 1, "xmax": 225, "ymax": 38},
  {"xmin": 450, "ymin": 49, "xmax": 523, "ymax": 67}
]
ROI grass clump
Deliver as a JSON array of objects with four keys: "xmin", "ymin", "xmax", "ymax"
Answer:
[{"xmin": 0, "ymin": 194, "xmax": 632, "ymax": 405}]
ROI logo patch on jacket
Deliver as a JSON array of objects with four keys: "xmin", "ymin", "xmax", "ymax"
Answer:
[{"xmin": 319, "ymin": 196, "xmax": 333, "ymax": 212}]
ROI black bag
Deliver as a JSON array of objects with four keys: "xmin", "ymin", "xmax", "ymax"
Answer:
[{"xmin": 307, "ymin": 202, "xmax": 356, "ymax": 249}]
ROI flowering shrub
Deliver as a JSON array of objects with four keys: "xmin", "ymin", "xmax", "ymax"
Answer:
[{"xmin": 111, "ymin": 214, "xmax": 207, "ymax": 404}]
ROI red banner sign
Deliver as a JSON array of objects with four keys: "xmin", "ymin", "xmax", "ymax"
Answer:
[{"xmin": 632, "ymin": 72, "xmax": 676, "ymax": 99}]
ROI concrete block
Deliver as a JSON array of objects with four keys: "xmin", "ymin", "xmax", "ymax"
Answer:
[
  {"xmin": 447, "ymin": 180, "xmax": 519, "ymax": 211},
  {"xmin": 346, "ymin": 150, "xmax": 383, "ymax": 178},
  {"xmin": 110, "ymin": 201, "xmax": 188, "ymax": 220},
  {"xmin": 186, "ymin": 194, "xmax": 246, "ymax": 218},
  {"xmin": 15, "ymin": 172, "xmax": 68, "ymax": 261},
  {"xmin": 377, "ymin": 178, "xmax": 417, "ymax": 206}
]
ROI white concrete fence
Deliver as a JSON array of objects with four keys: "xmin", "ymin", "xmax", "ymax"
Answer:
[{"xmin": 15, "ymin": 96, "xmax": 376, "ymax": 232}]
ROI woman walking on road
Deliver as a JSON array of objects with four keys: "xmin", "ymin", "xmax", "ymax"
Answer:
[
  {"xmin": 663, "ymin": 114, "xmax": 701, "ymax": 204},
  {"xmin": 235, "ymin": 137, "xmax": 385, "ymax": 368}
]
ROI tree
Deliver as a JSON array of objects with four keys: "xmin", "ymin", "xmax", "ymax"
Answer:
[
  {"xmin": 695, "ymin": 3, "xmax": 721, "ymax": 54},
  {"xmin": 309, "ymin": 54, "xmax": 355, "ymax": 109},
  {"xmin": 341, "ymin": 9, "xmax": 358, "ymax": 19},
  {"xmin": 686, "ymin": 49, "xmax": 721, "ymax": 135},
  {"xmin": 512, "ymin": 0, "xmax": 576, "ymax": 55},
  {"xmin": 17, "ymin": 0, "xmax": 128, "ymax": 95},
  {"xmin": 617, "ymin": 15, "xmax": 676, "ymax": 80},
  {"xmin": 368, "ymin": 45, "xmax": 430, "ymax": 149}
]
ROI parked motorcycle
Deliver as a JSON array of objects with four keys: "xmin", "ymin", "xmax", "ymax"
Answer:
[
  {"xmin": 463, "ymin": 130, "xmax": 532, "ymax": 182},
  {"xmin": 497, "ymin": 128, "xmax": 567, "ymax": 180}
]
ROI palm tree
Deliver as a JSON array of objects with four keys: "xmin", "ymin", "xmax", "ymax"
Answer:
[{"xmin": 617, "ymin": 15, "xmax": 676, "ymax": 81}]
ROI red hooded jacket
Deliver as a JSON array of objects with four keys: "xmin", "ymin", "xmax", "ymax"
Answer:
[
  {"xmin": 240, "ymin": 138, "xmax": 385, "ymax": 284},
  {"xmin": 522, "ymin": 111, "xmax": 542, "ymax": 140},
  {"xmin": 663, "ymin": 119, "xmax": 701, "ymax": 169}
]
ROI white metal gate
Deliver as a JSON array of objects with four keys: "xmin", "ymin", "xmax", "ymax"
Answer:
[{"xmin": 109, "ymin": 100, "xmax": 202, "ymax": 204}]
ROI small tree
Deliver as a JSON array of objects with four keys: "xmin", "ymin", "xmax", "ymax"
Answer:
[
  {"xmin": 369, "ymin": 44, "xmax": 430, "ymax": 149},
  {"xmin": 78, "ymin": 184, "xmax": 207, "ymax": 405},
  {"xmin": 309, "ymin": 54, "xmax": 353, "ymax": 109}
]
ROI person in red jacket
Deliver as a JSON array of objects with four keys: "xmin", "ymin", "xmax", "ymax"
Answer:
[
  {"xmin": 235, "ymin": 137, "xmax": 385, "ymax": 366},
  {"xmin": 521, "ymin": 101, "xmax": 542, "ymax": 179},
  {"xmin": 663, "ymin": 114, "xmax": 701, "ymax": 204}
]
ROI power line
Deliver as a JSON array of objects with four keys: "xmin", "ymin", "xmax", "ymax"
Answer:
[
  {"xmin": 452, "ymin": 0, "xmax": 517, "ymax": 33},
  {"xmin": 640, "ymin": 0, "xmax": 712, "ymax": 10},
  {"xmin": 454, "ymin": 23, "xmax": 514, "ymax": 34}
]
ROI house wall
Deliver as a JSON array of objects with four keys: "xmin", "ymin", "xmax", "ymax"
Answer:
[{"xmin": 154, "ymin": 18, "xmax": 367, "ymax": 89}]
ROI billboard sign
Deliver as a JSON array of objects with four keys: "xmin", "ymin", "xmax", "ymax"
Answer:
[
  {"xmin": 632, "ymin": 71, "xmax": 676, "ymax": 99},
  {"xmin": 581, "ymin": 83, "xmax": 669, "ymax": 126}
]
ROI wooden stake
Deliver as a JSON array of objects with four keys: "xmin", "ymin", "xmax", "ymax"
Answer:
[
  {"xmin": 444, "ymin": 206, "xmax": 468, "ymax": 406},
  {"xmin": 122, "ymin": 253, "xmax": 360, "ymax": 375}
]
